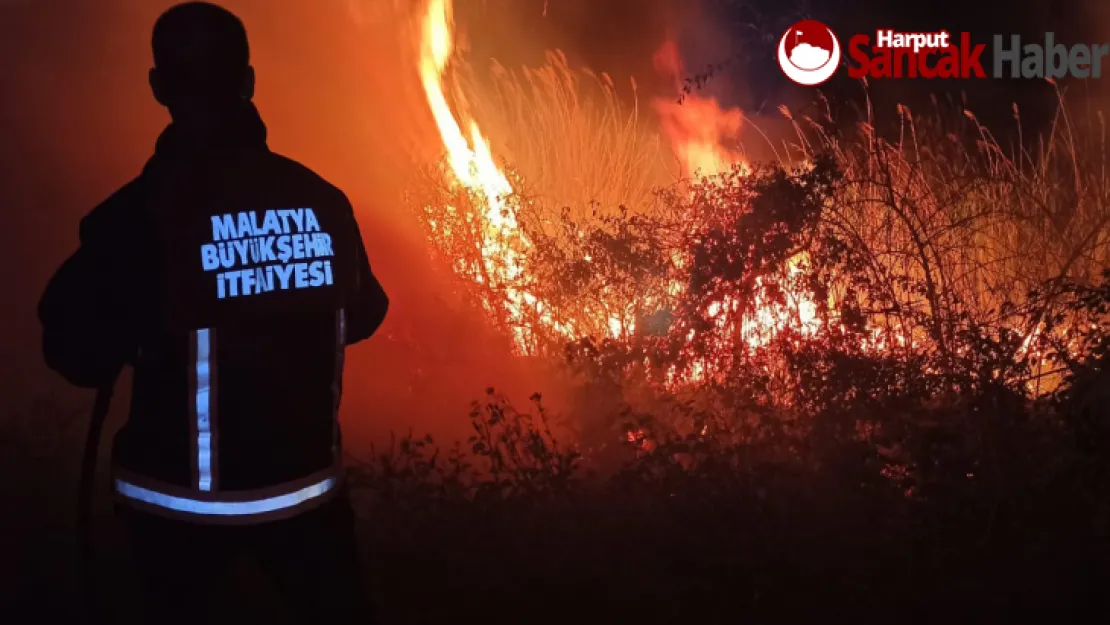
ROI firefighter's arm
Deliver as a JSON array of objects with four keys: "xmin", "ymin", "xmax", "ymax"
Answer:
[
  {"xmin": 345, "ymin": 228, "xmax": 389, "ymax": 345},
  {"xmin": 38, "ymin": 199, "xmax": 139, "ymax": 388}
]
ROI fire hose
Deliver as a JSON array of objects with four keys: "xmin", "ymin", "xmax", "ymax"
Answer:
[{"xmin": 78, "ymin": 383, "xmax": 115, "ymax": 625}]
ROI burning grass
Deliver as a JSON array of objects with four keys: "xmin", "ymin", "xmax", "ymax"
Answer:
[
  {"xmin": 783, "ymin": 92, "xmax": 1110, "ymax": 340},
  {"xmin": 412, "ymin": 28, "xmax": 1110, "ymax": 387},
  {"xmin": 458, "ymin": 49, "xmax": 669, "ymax": 214},
  {"xmin": 399, "ymin": 0, "xmax": 1110, "ymax": 504}
]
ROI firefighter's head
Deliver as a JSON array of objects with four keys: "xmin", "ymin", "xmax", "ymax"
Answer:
[{"xmin": 149, "ymin": 2, "xmax": 254, "ymax": 118}]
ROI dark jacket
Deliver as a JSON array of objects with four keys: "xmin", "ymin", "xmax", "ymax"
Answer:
[{"xmin": 38, "ymin": 103, "xmax": 388, "ymax": 523}]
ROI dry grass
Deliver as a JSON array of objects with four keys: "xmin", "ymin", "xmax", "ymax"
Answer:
[
  {"xmin": 416, "ymin": 48, "xmax": 1110, "ymax": 389},
  {"xmin": 454, "ymin": 49, "xmax": 670, "ymax": 217},
  {"xmin": 775, "ymin": 90, "xmax": 1110, "ymax": 343}
]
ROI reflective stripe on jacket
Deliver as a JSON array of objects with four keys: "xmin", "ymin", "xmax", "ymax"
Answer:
[
  {"xmin": 112, "ymin": 309, "xmax": 348, "ymax": 524},
  {"xmin": 39, "ymin": 103, "xmax": 389, "ymax": 524}
]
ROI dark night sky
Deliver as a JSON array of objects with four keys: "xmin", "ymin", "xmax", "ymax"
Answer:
[{"xmin": 466, "ymin": 0, "xmax": 1104, "ymax": 136}]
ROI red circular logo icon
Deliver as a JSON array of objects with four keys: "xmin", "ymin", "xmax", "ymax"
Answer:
[{"xmin": 777, "ymin": 20, "xmax": 841, "ymax": 86}]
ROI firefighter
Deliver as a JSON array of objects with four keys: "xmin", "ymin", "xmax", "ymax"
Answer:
[{"xmin": 38, "ymin": 2, "xmax": 387, "ymax": 623}]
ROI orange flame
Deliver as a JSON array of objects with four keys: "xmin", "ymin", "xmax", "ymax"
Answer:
[
  {"xmin": 418, "ymin": 0, "xmax": 634, "ymax": 350},
  {"xmin": 418, "ymin": 0, "xmax": 536, "ymax": 350},
  {"xmin": 651, "ymin": 41, "xmax": 747, "ymax": 179},
  {"xmin": 417, "ymin": 8, "xmax": 821, "ymax": 382}
]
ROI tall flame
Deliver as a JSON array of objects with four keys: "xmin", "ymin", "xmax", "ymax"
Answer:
[
  {"xmin": 419, "ymin": 0, "xmax": 533, "ymax": 349},
  {"xmin": 419, "ymin": 0, "xmax": 513, "ymax": 211},
  {"xmin": 419, "ymin": 0, "xmax": 633, "ymax": 351}
]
